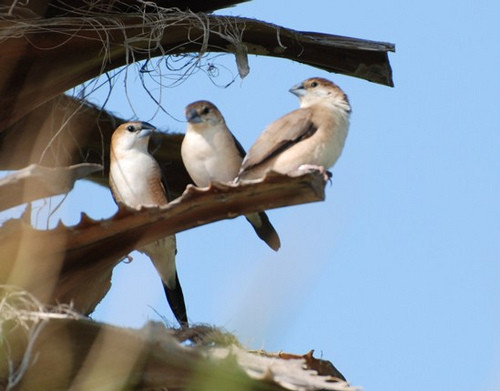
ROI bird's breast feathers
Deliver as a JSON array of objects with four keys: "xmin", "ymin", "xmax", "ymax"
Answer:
[
  {"xmin": 110, "ymin": 150, "xmax": 166, "ymax": 207},
  {"xmin": 182, "ymin": 127, "xmax": 241, "ymax": 185}
]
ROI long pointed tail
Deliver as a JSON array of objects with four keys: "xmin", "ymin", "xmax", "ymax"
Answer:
[
  {"xmin": 163, "ymin": 272, "xmax": 188, "ymax": 327},
  {"xmin": 141, "ymin": 237, "xmax": 189, "ymax": 328},
  {"xmin": 246, "ymin": 212, "xmax": 281, "ymax": 251}
]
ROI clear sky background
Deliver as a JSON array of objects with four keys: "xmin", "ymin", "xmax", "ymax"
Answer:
[{"xmin": 3, "ymin": 1, "xmax": 499, "ymax": 390}]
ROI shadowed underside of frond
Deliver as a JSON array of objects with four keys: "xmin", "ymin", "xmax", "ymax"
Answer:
[
  {"xmin": 0, "ymin": 287, "xmax": 353, "ymax": 391},
  {"xmin": 0, "ymin": 3, "xmax": 394, "ymax": 130}
]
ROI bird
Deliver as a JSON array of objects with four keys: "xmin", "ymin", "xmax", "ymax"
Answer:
[
  {"xmin": 181, "ymin": 100, "xmax": 281, "ymax": 251},
  {"xmin": 237, "ymin": 77, "xmax": 351, "ymax": 181},
  {"xmin": 109, "ymin": 121, "xmax": 188, "ymax": 327}
]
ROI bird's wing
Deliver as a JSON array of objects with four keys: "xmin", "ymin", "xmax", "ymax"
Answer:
[
  {"xmin": 230, "ymin": 132, "xmax": 247, "ymax": 159},
  {"xmin": 145, "ymin": 161, "xmax": 169, "ymax": 205},
  {"xmin": 108, "ymin": 172, "xmax": 122, "ymax": 205},
  {"xmin": 240, "ymin": 107, "xmax": 317, "ymax": 172},
  {"xmin": 158, "ymin": 163, "xmax": 174, "ymax": 203}
]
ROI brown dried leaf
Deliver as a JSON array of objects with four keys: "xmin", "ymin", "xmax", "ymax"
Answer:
[
  {"xmin": 0, "ymin": 9, "xmax": 394, "ymax": 129},
  {"xmin": 0, "ymin": 96, "xmax": 190, "ymax": 198},
  {"xmin": 0, "ymin": 315, "xmax": 356, "ymax": 391},
  {"xmin": 0, "ymin": 163, "xmax": 102, "ymax": 211}
]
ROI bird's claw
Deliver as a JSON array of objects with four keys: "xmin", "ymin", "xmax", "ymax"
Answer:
[{"xmin": 297, "ymin": 164, "xmax": 332, "ymax": 182}]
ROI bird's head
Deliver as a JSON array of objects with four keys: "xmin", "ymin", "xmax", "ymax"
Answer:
[
  {"xmin": 185, "ymin": 100, "xmax": 225, "ymax": 128},
  {"xmin": 289, "ymin": 77, "xmax": 351, "ymax": 113},
  {"xmin": 111, "ymin": 121, "xmax": 155, "ymax": 153}
]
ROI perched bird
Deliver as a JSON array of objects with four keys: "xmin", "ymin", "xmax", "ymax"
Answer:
[
  {"xmin": 181, "ymin": 100, "xmax": 281, "ymax": 251},
  {"xmin": 238, "ymin": 77, "xmax": 351, "ymax": 181},
  {"xmin": 109, "ymin": 121, "xmax": 188, "ymax": 327}
]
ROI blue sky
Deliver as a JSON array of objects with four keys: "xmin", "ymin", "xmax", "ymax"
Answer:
[{"xmin": 2, "ymin": 1, "xmax": 499, "ymax": 390}]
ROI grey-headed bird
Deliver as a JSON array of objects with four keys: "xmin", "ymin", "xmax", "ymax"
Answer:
[
  {"xmin": 238, "ymin": 77, "xmax": 351, "ymax": 181},
  {"xmin": 181, "ymin": 100, "xmax": 281, "ymax": 251},
  {"xmin": 109, "ymin": 121, "xmax": 188, "ymax": 327}
]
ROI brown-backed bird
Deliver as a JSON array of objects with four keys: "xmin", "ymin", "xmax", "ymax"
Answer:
[
  {"xmin": 110, "ymin": 121, "xmax": 188, "ymax": 327},
  {"xmin": 238, "ymin": 77, "xmax": 351, "ymax": 181}
]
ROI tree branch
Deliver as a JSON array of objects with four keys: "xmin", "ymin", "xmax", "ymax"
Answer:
[
  {"xmin": 0, "ymin": 305, "xmax": 353, "ymax": 391},
  {"xmin": 0, "ymin": 9, "xmax": 394, "ymax": 129},
  {"xmin": 0, "ymin": 163, "xmax": 102, "ymax": 211},
  {"xmin": 1, "ymin": 171, "xmax": 326, "ymax": 313},
  {"xmin": 0, "ymin": 95, "xmax": 191, "ymax": 199}
]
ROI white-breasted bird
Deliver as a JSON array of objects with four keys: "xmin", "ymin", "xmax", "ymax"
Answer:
[
  {"xmin": 109, "ymin": 121, "xmax": 187, "ymax": 327},
  {"xmin": 238, "ymin": 77, "xmax": 351, "ymax": 181},
  {"xmin": 181, "ymin": 100, "xmax": 280, "ymax": 251}
]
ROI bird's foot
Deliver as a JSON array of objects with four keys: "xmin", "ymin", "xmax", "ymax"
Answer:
[{"xmin": 297, "ymin": 164, "xmax": 332, "ymax": 182}]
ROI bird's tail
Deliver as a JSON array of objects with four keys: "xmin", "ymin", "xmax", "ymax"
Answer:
[
  {"xmin": 141, "ymin": 237, "xmax": 188, "ymax": 328},
  {"xmin": 163, "ymin": 273, "xmax": 188, "ymax": 328},
  {"xmin": 246, "ymin": 212, "xmax": 281, "ymax": 251}
]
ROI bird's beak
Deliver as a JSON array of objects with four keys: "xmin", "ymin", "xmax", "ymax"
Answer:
[
  {"xmin": 138, "ymin": 122, "xmax": 155, "ymax": 138},
  {"xmin": 289, "ymin": 82, "xmax": 306, "ymax": 97},
  {"xmin": 186, "ymin": 108, "xmax": 202, "ymax": 124}
]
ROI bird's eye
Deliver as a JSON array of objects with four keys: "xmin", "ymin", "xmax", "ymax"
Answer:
[
  {"xmin": 202, "ymin": 107, "xmax": 210, "ymax": 115},
  {"xmin": 126, "ymin": 125, "xmax": 135, "ymax": 132},
  {"xmin": 311, "ymin": 81, "xmax": 318, "ymax": 88}
]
